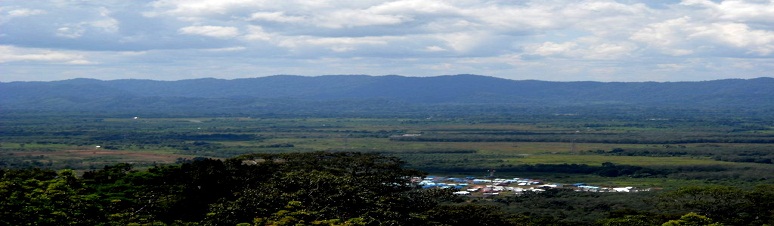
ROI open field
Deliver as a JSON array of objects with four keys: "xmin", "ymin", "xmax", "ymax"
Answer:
[
  {"xmin": 2, "ymin": 113, "xmax": 774, "ymax": 225},
  {"xmin": 504, "ymin": 154, "xmax": 728, "ymax": 166},
  {"xmin": 2, "ymin": 114, "xmax": 773, "ymax": 188},
  {"xmin": 10, "ymin": 149, "xmax": 186, "ymax": 165}
]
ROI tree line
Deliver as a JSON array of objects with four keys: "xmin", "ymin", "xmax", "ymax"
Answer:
[{"xmin": 2, "ymin": 151, "xmax": 772, "ymax": 225}]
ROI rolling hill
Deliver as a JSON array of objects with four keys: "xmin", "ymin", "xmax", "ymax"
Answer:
[{"xmin": 1, "ymin": 74, "xmax": 772, "ymax": 116}]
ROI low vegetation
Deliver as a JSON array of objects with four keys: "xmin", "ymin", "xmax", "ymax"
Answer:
[
  {"xmin": 2, "ymin": 152, "xmax": 771, "ymax": 225},
  {"xmin": 1, "ymin": 110, "xmax": 773, "ymax": 225}
]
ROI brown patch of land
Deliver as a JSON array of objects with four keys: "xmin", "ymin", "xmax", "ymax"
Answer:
[{"xmin": 13, "ymin": 149, "xmax": 191, "ymax": 166}]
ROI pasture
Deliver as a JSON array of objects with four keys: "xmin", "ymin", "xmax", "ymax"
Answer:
[{"xmin": 2, "ymin": 114, "xmax": 772, "ymax": 188}]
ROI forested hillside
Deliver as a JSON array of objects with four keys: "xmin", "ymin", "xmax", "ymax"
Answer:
[
  {"xmin": 3, "ymin": 152, "xmax": 771, "ymax": 225},
  {"xmin": 2, "ymin": 75, "xmax": 772, "ymax": 116}
]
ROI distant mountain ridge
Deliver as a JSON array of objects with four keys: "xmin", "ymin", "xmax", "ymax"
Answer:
[{"xmin": 2, "ymin": 74, "xmax": 772, "ymax": 116}]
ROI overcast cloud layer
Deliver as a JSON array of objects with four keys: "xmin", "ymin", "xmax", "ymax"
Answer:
[{"xmin": 2, "ymin": 0, "xmax": 773, "ymax": 82}]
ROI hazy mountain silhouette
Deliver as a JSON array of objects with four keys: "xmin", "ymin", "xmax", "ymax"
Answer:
[{"xmin": 2, "ymin": 74, "xmax": 772, "ymax": 116}]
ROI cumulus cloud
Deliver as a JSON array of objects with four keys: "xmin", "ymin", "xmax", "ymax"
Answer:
[
  {"xmin": 689, "ymin": 22, "xmax": 774, "ymax": 55},
  {"xmin": 6, "ymin": 8, "xmax": 46, "ymax": 18},
  {"xmin": 527, "ymin": 42, "xmax": 579, "ymax": 56},
  {"xmin": 424, "ymin": 45, "xmax": 446, "ymax": 52},
  {"xmin": 146, "ymin": 0, "xmax": 266, "ymax": 20},
  {"xmin": 203, "ymin": 46, "xmax": 246, "ymax": 52},
  {"xmin": 179, "ymin": 25, "xmax": 240, "ymax": 38},
  {"xmin": 436, "ymin": 32, "xmax": 488, "ymax": 53},
  {"xmin": 278, "ymin": 36, "xmax": 392, "ymax": 54},
  {"xmin": 248, "ymin": 11, "xmax": 304, "ymax": 23},
  {"xmin": 243, "ymin": 25, "xmax": 272, "ymax": 41},
  {"xmin": 632, "ymin": 16, "xmax": 774, "ymax": 56},
  {"xmin": 1, "ymin": 0, "xmax": 773, "ymax": 82},
  {"xmin": 0, "ymin": 8, "xmax": 45, "ymax": 25},
  {"xmin": 90, "ymin": 8, "xmax": 120, "ymax": 33},
  {"xmin": 681, "ymin": 0, "xmax": 774, "ymax": 23},
  {"xmin": 526, "ymin": 40, "xmax": 637, "ymax": 60},
  {"xmin": 0, "ymin": 45, "xmax": 95, "ymax": 64},
  {"xmin": 315, "ymin": 9, "xmax": 409, "ymax": 29},
  {"xmin": 56, "ymin": 26, "xmax": 85, "ymax": 38}
]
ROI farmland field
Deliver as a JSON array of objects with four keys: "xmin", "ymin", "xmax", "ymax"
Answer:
[
  {"xmin": 2, "ymin": 114, "xmax": 772, "ymax": 188},
  {"xmin": 2, "ymin": 112, "xmax": 773, "ymax": 225}
]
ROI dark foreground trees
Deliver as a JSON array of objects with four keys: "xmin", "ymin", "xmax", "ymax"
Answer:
[
  {"xmin": 1, "ymin": 152, "xmax": 773, "ymax": 225},
  {"xmin": 0, "ymin": 152, "xmax": 529, "ymax": 225},
  {"xmin": 0, "ymin": 168, "xmax": 102, "ymax": 225}
]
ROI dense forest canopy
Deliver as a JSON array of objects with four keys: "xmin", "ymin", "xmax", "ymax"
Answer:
[{"xmin": 2, "ymin": 152, "xmax": 772, "ymax": 225}]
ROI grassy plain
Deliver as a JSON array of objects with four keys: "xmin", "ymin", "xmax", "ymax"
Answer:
[
  {"xmin": 1, "ymin": 115, "xmax": 772, "ymax": 188},
  {"xmin": 504, "ymin": 154, "xmax": 725, "ymax": 166}
]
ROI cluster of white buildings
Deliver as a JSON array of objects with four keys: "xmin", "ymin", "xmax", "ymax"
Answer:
[
  {"xmin": 415, "ymin": 176, "xmax": 648, "ymax": 196},
  {"xmin": 574, "ymin": 184, "xmax": 649, "ymax": 193}
]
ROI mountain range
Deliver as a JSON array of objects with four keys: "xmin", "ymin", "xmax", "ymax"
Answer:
[{"xmin": 2, "ymin": 74, "xmax": 772, "ymax": 116}]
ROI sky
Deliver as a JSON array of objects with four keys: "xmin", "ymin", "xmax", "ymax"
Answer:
[{"xmin": 1, "ymin": 0, "xmax": 773, "ymax": 82}]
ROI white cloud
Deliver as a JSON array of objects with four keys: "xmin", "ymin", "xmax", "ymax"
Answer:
[
  {"xmin": 203, "ymin": 46, "xmax": 246, "ymax": 52},
  {"xmin": 436, "ymin": 32, "xmax": 489, "ymax": 53},
  {"xmin": 632, "ymin": 16, "xmax": 774, "ymax": 56},
  {"xmin": 278, "ymin": 36, "xmax": 391, "ymax": 53},
  {"xmin": 117, "ymin": 51, "xmax": 148, "ymax": 56},
  {"xmin": 475, "ymin": 4, "xmax": 557, "ymax": 29},
  {"xmin": 1, "ymin": 7, "xmax": 46, "ymax": 25},
  {"xmin": 55, "ymin": 17, "xmax": 120, "ymax": 39},
  {"xmin": 630, "ymin": 17, "xmax": 695, "ymax": 56},
  {"xmin": 584, "ymin": 42, "xmax": 638, "ymax": 60},
  {"xmin": 6, "ymin": 8, "xmax": 46, "ymax": 17},
  {"xmin": 528, "ymin": 42, "xmax": 578, "ymax": 56},
  {"xmin": 243, "ymin": 25, "xmax": 272, "ymax": 41},
  {"xmin": 424, "ymin": 45, "xmax": 446, "ymax": 52},
  {"xmin": 526, "ymin": 40, "xmax": 637, "ymax": 60},
  {"xmin": 368, "ymin": 0, "xmax": 462, "ymax": 15},
  {"xmin": 248, "ymin": 11, "xmax": 304, "ymax": 23},
  {"xmin": 90, "ymin": 19, "xmax": 119, "ymax": 33},
  {"xmin": 657, "ymin": 63, "xmax": 688, "ymax": 71},
  {"xmin": 56, "ymin": 26, "xmax": 85, "ymax": 38},
  {"xmin": 688, "ymin": 22, "xmax": 774, "ymax": 55},
  {"xmin": 147, "ymin": 0, "xmax": 266, "ymax": 19},
  {"xmin": 90, "ymin": 7, "xmax": 119, "ymax": 33},
  {"xmin": 314, "ymin": 9, "xmax": 409, "ymax": 29},
  {"xmin": 0, "ymin": 45, "xmax": 95, "ymax": 64},
  {"xmin": 1, "ymin": 0, "xmax": 773, "ymax": 82},
  {"xmin": 179, "ymin": 25, "xmax": 240, "ymax": 38},
  {"xmin": 681, "ymin": 0, "xmax": 774, "ymax": 23}
]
